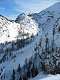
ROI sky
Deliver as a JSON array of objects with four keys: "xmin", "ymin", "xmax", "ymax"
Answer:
[{"xmin": 0, "ymin": 0, "xmax": 60, "ymax": 19}]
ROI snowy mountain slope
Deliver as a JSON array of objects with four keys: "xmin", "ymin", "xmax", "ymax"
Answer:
[
  {"xmin": 28, "ymin": 2, "xmax": 60, "ymax": 80},
  {"xmin": 0, "ymin": 14, "xmax": 39, "ymax": 80},
  {"xmin": 0, "ymin": 14, "xmax": 38, "ymax": 43},
  {"xmin": 0, "ymin": 2, "xmax": 60, "ymax": 80},
  {"xmin": 15, "ymin": 13, "xmax": 26, "ymax": 22},
  {"xmin": 0, "ymin": 13, "xmax": 39, "ymax": 80},
  {"xmin": 24, "ymin": 2, "xmax": 60, "ymax": 80},
  {"xmin": 15, "ymin": 13, "xmax": 38, "ymax": 37},
  {"xmin": 0, "ymin": 30, "xmax": 42, "ymax": 80},
  {"xmin": 30, "ymin": 2, "xmax": 60, "ymax": 47}
]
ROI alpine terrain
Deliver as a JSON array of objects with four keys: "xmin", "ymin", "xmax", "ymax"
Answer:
[{"xmin": 0, "ymin": 2, "xmax": 60, "ymax": 80}]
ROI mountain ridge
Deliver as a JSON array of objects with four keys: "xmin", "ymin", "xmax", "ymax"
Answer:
[{"xmin": 0, "ymin": 2, "xmax": 60, "ymax": 80}]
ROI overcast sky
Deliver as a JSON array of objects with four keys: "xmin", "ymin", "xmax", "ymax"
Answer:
[{"xmin": 0, "ymin": 0, "xmax": 60, "ymax": 19}]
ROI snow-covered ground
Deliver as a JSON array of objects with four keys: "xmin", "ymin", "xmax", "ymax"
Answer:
[{"xmin": 30, "ymin": 73, "xmax": 60, "ymax": 80}]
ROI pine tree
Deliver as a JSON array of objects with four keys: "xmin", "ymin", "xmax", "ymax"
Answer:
[
  {"xmin": 45, "ymin": 34, "xmax": 49, "ymax": 52},
  {"xmin": 27, "ymin": 68, "xmax": 31, "ymax": 78},
  {"xmin": 35, "ymin": 67, "xmax": 38, "ymax": 75},
  {"xmin": 31, "ymin": 64, "xmax": 36, "ymax": 77},
  {"xmin": 52, "ymin": 27, "xmax": 55, "ymax": 52},
  {"xmin": 11, "ymin": 41, "xmax": 14, "ymax": 50},
  {"xmin": 24, "ymin": 58, "xmax": 28, "ymax": 70},
  {"xmin": 41, "ymin": 62, "xmax": 45, "ymax": 71},
  {"xmin": 16, "ymin": 39, "xmax": 20, "ymax": 49},
  {"xmin": 17, "ymin": 64, "xmax": 21, "ymax": 73},
  {"xmin": 12, "ymin": 69, "xmax": 15, "ymax": 80}
]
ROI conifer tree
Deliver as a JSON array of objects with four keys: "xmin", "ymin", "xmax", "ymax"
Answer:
[
  {"xmin": 12, "ymin": 69, "xmax": 15, "ymax": 80},
  {"xmin": 17, "ymin": 64, "xmax": 21, "ymax": 73},
  {"xmin": 45, "ymin": 34, "xmax": 49, "ymax": 52},
  {"xmin": 52, "ymin": 27, "xmax": 55, "ymax": 52}
]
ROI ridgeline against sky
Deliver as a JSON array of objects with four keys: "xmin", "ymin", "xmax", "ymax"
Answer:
[{"xmin": 0, "ymin": 0, "xmax": 59, "ymax": 19}]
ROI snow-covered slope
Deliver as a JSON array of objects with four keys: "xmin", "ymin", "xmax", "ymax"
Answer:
[
  {"xmin": 0, "ymin": 2, "xmax": 60, "ymax": 80},
  {"xmin": 30, "ymin": 2, "xmax": 60, "ymax": 47},
  {"xmin": 29, "ymin": 2, "xmax": 60, "ymax": 80},
  {"xmin": 0, "ymin": 13, "xmax": 39, "ymax": 80},
  {"xmin": 15, "ymin": 13, "xmax": 38, "ymax": 37},
  {"xmin": 0, "ymin": 14, "xmax": 38, "ymax": 43}
]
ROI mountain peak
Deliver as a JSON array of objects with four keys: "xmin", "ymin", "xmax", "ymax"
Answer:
[{"xmin": 15, "ymin": 13, "xmax": 26, "ymax": 23}]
